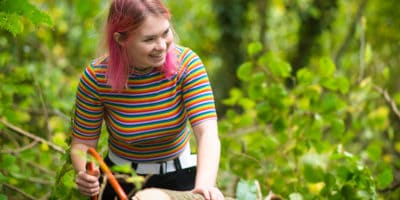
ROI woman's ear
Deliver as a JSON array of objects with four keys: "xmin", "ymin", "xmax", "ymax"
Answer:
[{"xmin": 113, "ymin": 32, "xmax": 125, "ymax": 46}]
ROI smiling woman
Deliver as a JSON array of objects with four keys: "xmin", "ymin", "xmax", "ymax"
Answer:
[{"xmin": 69, "ymin": 0, "xmax": 224, "ymax": 200}]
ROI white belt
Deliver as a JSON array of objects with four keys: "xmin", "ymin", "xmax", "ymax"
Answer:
[{"xmin": 107, "ymin": 144, "xmax": 197, "ymax": 175}]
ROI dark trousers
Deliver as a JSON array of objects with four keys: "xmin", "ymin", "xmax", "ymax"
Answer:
[{"xmin": 100, "ymin": 156, "xmax": 196, "ymax": 200}]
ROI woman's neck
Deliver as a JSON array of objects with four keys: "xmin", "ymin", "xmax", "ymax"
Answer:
[{"xmin": 131, "ymin": 66, "xmax": 154, "ymax": 74}]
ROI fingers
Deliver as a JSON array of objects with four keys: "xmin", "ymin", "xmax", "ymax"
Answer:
[
  {"xmin": 192, "ymin": 187, "xmax": 224, "ymax": 200},
  {"xmin": 76, "ymin": 171, "xmax": 100, "ymax": 196}
]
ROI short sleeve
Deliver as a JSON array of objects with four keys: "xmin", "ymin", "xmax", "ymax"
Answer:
[
  {"xmin": 180, "ymin": 48, "xmax": 217, "ymax": 126},
  {"xmin": 71, "ymin": 64, "xmax": 104, "ymax": 141}
]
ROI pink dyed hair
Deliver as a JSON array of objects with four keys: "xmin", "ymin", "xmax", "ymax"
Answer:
[{"xmin": 105, "ymin": 0, "xmax": 178, "ymax": 90}]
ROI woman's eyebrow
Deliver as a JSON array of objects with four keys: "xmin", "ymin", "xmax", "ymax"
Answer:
[{"xmin": 143, "ymin": 27, "xmax": 170, "ymax": 38}]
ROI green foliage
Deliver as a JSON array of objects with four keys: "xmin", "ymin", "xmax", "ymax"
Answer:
[
  {"xmin": 0, "ymin": 0, "xmax": 52, "ymax": 36},
  {"xmin": 1, "ymin": 0, "xmax": 400, "ymax": 199},
  {"xmin": 218, "ymin": 41, "xmax": 397, "ymax": 199}
]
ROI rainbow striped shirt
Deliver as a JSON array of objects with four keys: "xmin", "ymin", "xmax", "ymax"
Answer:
[{"xmin": 72, "ymin": 46, "xmax": 217, "ymax": 162}]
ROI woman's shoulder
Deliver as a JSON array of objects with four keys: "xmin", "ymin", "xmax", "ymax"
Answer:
[
  {"xmin": 174, "ymin": 45, "xmax": 200, "ymax": 62},
  {"xmin": 90, "ymin": 54, "xmax": 109, "ymax": 68},
  {"xmin": 84, "ymin": 55, "xmax": 108, "ymax": 73}
]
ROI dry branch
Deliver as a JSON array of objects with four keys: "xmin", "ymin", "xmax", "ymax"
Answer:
[
  {"xmin": 374, "ymin": 86, "xmax": 400, "ymax": 121},
  {"xmin": 0, "ymin": 118, "xmax": 65, "ymax": 153},
  {"xmin": 3, "ymin": 183, "xmax": 37, "ymax": 200}
]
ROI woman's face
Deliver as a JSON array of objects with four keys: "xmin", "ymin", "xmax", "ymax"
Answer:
[{"xmin": 123, "ymin": 15, "xmax": 173, "ymax": 69}]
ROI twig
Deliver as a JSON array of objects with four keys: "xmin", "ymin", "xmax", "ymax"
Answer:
[
  {"xmin": 255, "ymin": 180, "xmax": 263, "ymax": 200},
  {"xmin": 27, "ymin": 160, "xmax": 56, "ymax": 176},
  {"xmin": 25, "ymin": 176, "xmax": 54, "ymax": 185},
  {"xmin": 0, "ymin": 130, "xmax": 20, "ymax": 146},
  {"xmin": 0, "ymin": 141, "xmax": 39, "ymax": 154},
  {"xmin": 373, "ymin": 86, "xmax": 400, "ymax": 121},
  {"xmin": 0, "ymin": 118, "xmax": 65, "ymax": 153},
  {"xmin": 3, "ymin": 183, "xmax": 37, "ymax": 200}
]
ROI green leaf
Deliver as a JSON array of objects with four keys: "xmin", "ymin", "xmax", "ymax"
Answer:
[
  {"xmin": 304, "ymin": 164, "xmax": 325, "ymax": 183},
  {"xmin": 376, "ymin": 167, "xmax": 393, "ymax": 189},
  {"xmin": 247, "ymin": 41, "xmax": 263, "ymax": 57},
  {"xmin": 364, "ymin": 43, "xmax": 372, "ymax": 64},
  {"xmin": 330, "ymin": 118, "xmax": 345, "ymax": 138},
  {"xmin": 366, "ymin": 142, "xmax": 382, "ymax": 161},
  {"xmin": 0, "ymin": 0, "xmax": 53, "ymax": 36},
  {"xmin": 318, "ymin": 57, "xmax": 336, "ymax": 77},
  {"xmin": 0, "ymin": 12, "xmax": 23, "ymax": 36},
  {"xmin": 222, "ymin": 88, "xmax": 243, "ymax": 106},
  {"xmin": 0, "ymin": 194, "xmax": 7, "ymax": 200},
  {"xmin": 1, "ymin": 154, "xmax": 16, "ymax": 168},
  {"xmin": 289, "ymin": 193, "xmax": 303, "ymax": 200},
  {"xmin": 111, "ymin": 164, "xmax": 132, "ymax": 174},
  {"xmin": 258, "ymin": 52, "xmax": 291, "ymax": 78},
  {"xmin": 237, "ymin": 62, "xmax": 253, "ymax": 81},
  {"xmin": 0, "ymin": 172, "xmax": 6, "ymax": 183},
  {"xmin": 236, "ymin": 179, "xmax": 257, "ymax": 200},
  {"xmin": 336, "ymin": 76, "xmax": 350, "ymax": 94},
  {"xmin": 296, "ymin": 68, "xmax": 315, "ymax": 85}
]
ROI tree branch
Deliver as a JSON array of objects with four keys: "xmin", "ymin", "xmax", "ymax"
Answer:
[
  {"xmin": 3, "ymin": 183, "xmax": 37, "ymax": 200},
  {"xmin": 0, "ymin": 141, "xmax": 39, "ymax": 154},
  {"xmin": 0, "ymin": 118, "xmax": 65, "ymax": 153},
  {"xmin": 373, "ymin": 86, "xmax": 400, "ymax": 121}
]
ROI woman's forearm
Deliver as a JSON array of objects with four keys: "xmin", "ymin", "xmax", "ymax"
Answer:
[
  {"xmin": 70, "ymin": 139, "xmax": 98, "ymax": 172},
  {"xmin": 193, "ymin": 120, "xmax": 221, "ymax": 187}
]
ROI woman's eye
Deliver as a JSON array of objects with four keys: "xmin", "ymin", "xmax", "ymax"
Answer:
[
  {"xmin": 163, "ymin": 29, "xmax": 170, "ymax": 37},
  {"xmin": 144, "ymin": 38, "xmax": 154, "ymax": 42}
]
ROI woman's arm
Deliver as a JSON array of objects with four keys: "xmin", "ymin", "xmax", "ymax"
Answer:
[
  {"xmin": 70, "ymin": 139, "xmax": 100, "ymax": 196},
  {"xmin": 70, "ymin": 139, "xmax": 98, "ymax": 172},
  {"xmin": 192, "ymin": 119, "xmax": 224, "ymax": 200}
]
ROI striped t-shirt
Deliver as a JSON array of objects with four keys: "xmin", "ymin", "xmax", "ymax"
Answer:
[{"xmin": 72, "ymin": 46, "xmax": 217, "ymax": 162}]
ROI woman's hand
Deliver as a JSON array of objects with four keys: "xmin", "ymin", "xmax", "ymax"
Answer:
[
  {"xmin": 75, "ymin": 170, "xmax": 100, "ymax": 196},
  {"xmin": 192, "ymin": 186, "xmax": 224, "ymax": 200}
]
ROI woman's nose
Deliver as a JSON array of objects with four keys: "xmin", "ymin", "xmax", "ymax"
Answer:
[{"xmin": 155, "ymin": 38, "xmax": 167, "ymax": 51}]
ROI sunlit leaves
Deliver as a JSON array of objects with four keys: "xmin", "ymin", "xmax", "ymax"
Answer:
[
  {"xmin": 0, "ymin": 0, "xmax": 53, "ymax": 36},
  {"xmin": 258, "ymin": 51, "xmax": 292, "ymax": 78},
  {"xmin": 237, "ymin": 62, "xmax": 253, "ymax": 81},
  {"xmin": 247, "ymin": 41, "xmax": 263, "ymax": 57},
  {"xmin": 220, "ymin": 40, "xmax": 392, "ymax": 199}
]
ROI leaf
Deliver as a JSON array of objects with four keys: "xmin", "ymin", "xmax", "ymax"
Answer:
[
  {"xmin": 258, "ymin": 52, "xmax": 291, "ymax": 78},
  {"xmin": 247, "ymin": 41, "xmax": 263, "ymax": 57},
  {"xmin": 1, "ymin": 154, "xmax": 16, "ymax": 168},
  {"xmin": 236, "ymin": 179, "xmax": 257, "ymax": 200},
  {"xmin": 318, "ymin": 57, "xmax": 336, "ymax": 77},
  {"xmin": 41, "ymin": 141, "xmax": 49, "ymax": 152},
  {"xmin": 0, "ymin": 172, "xmax": 7, "ymax": 183},
  {"xmin": 296, "ymin": 68, "xmax": 315, "ymax": 85},
  {"xmin": 304, "ymin": 164, "xmax": 325, "ymax": 183},
  {"xmin": 336, "ymin": 76, "xmax": 350, "ymax": 94},
  {"xmin": 237, "ymin": 62, "xmax": 253, "ymax": 81},
  {"xmin": 111, "ymin": 164, "xmax": 132, "ymax": 174},
  {"xmin": 366, "ymin": 142, "xmax": 382, "ymax": 161},
  {"xmin": 222, "ymin": 88, "xmax": 243, "ymax": 106},
  {"xmin": 0, "ymin": 0, "xmax": 53, "ymax": 36},
  {"xmin": 0, "ymin": 12, "xmax": 23, "ymax": 36},
  {"xmin": 376, "ymin": 167, "xmax": 393, "ymax": 189},
  {"xmin": 289, "ymin": 193, "xmax": 303, "ymax": 200}
]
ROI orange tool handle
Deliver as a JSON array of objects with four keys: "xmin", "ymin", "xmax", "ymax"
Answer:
[
  {"xmin": 86, "ymin": 162, "xmax": 98, "ymax": 200},
  {"xmin": 87, "ymin": 147, "xmax": 128, "ymax": 200}
]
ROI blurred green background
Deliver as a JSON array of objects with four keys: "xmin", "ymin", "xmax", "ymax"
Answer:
[{"xmin": 1, "ymin": 0, "xmax": 400, "ymax": 199}]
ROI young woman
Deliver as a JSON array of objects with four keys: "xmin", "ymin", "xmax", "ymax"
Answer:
[{"xmin": 70, "ymin": 0, "xmax": 223, "ymax": 199}]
